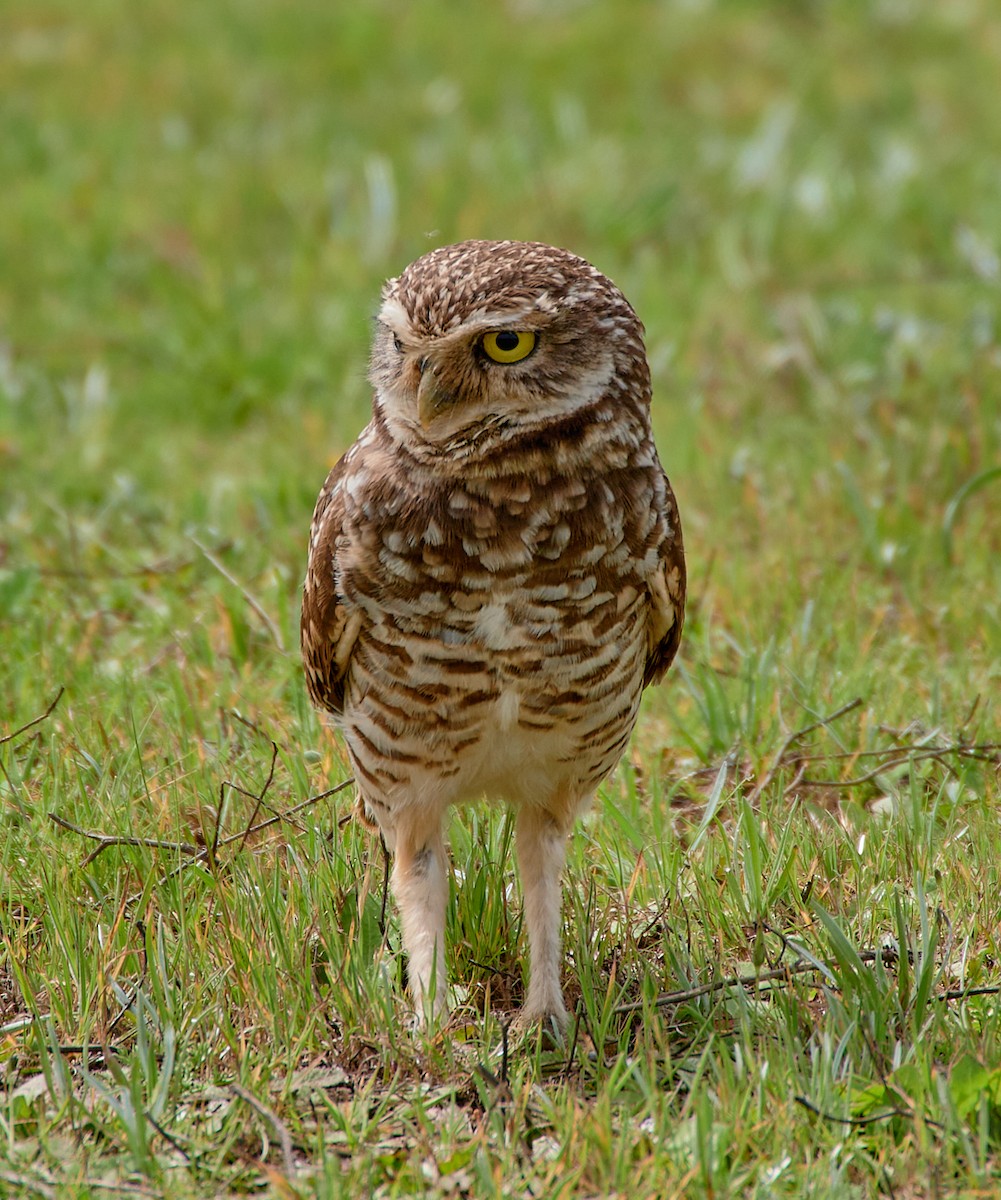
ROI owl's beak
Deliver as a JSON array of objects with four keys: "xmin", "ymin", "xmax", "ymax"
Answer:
[{"xmin": 417, "ymin": 367, "xmax": 458, "ymax": 428}]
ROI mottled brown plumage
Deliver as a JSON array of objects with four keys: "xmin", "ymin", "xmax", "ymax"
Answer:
[{"xmin": 302, "ymin": 240, "xmax": 685, "ymax": 1030}]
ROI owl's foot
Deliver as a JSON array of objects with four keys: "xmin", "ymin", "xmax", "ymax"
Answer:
[{"xmin": 510, "ymin": 1002, "xmax": 570, "ymax": 1049}]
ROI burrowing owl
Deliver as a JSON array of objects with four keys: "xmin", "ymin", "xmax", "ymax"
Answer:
[{"xmin": 301, "ymin": 240, "xmax": 685, "ymax": 1032}]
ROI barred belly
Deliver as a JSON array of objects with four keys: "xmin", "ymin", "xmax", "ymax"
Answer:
[{"xmin": 341, "ymin": 585, "xmax": 649, "ymax": 823}]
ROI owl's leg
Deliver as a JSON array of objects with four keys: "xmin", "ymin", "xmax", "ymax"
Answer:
[
  {"xmin": 515, "ymin": 803, "xmax": 571, "ymax": 1032},
  {"xmin": 391, "ymin": 810, "xmax": 449, "ymax": 1025}
]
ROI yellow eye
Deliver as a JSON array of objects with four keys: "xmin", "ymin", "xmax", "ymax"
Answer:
[{"xmin": 481, "ymin": 330, "xmax": 536, "ymax": 364}]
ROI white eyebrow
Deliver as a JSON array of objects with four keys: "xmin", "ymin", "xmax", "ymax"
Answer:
[{"xmin": 377, "ymin": 296, "xmax": 410, "ymax": 329}]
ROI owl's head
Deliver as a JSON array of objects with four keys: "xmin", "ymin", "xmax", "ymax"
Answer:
[{"xmin": 369, "ymin": 240, "xmax": 650, "ymax": 457}]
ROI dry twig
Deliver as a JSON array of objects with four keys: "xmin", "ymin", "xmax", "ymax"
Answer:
[
  {"xmin": 799, "ymin": 740, "xmax": 1001, "ymax": 790},
  {"xmin": 614, "ymin": 949, "xmax": 1000, "ymax": 1017},
  {"xmin": 794, "ymin": 1094, "xmax": 922, "ymax": 1128},
  {"xmin": 749, "ymin": 697, "xmax": 863, "ymax": 803},
  {"xmin": 0, "ymin": 687, "xmax": 65, "ymax": 747},
  {"xmin": 235, "ymin": 741, "xmax": 279, "ymax": 854},
  {"xmin": 50, "ymin": 778, "xmax": 354, "ymax": 871},
  {"xmin": 47, "ymin": 815, "xmax": 201, "ymax": 867},
  {"xmin": 232, "ymin": 1084, "xmax": 297, "ymax": 1180},
  {"xmin": 191, "ymin": 536, "xmax": 285, "ymax": 652}
]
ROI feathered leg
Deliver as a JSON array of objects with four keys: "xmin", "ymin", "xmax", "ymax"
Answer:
[
  {"xmin": 391, "ymin": 811, "xmax": 449, "ymax": 1024},
  {"xmin": 515, "ymin": 803, "xmax": 571, "ymax": 1031}
]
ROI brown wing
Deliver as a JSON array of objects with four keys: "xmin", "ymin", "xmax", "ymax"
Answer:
[
  {"xmin": 301, "ymin": 455, "xmax": 363, "ymax": 717},
  {"xmin": 643, "ymin": 479, "xmax": 686, "ymax": 688}
]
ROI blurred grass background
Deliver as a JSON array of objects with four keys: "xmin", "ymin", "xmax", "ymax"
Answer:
[
  {"xmin": 2, "ymin": 0, "xmax": 1000, "ymax": 1194},
  {"xmin": 3, "ymin": 0, "xmax": 998, "ymax": 714}
]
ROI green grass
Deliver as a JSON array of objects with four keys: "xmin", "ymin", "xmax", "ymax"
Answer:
[{"xmin": 2, "ymin": 0, "xmax": 1000, "ymax": 1194}]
